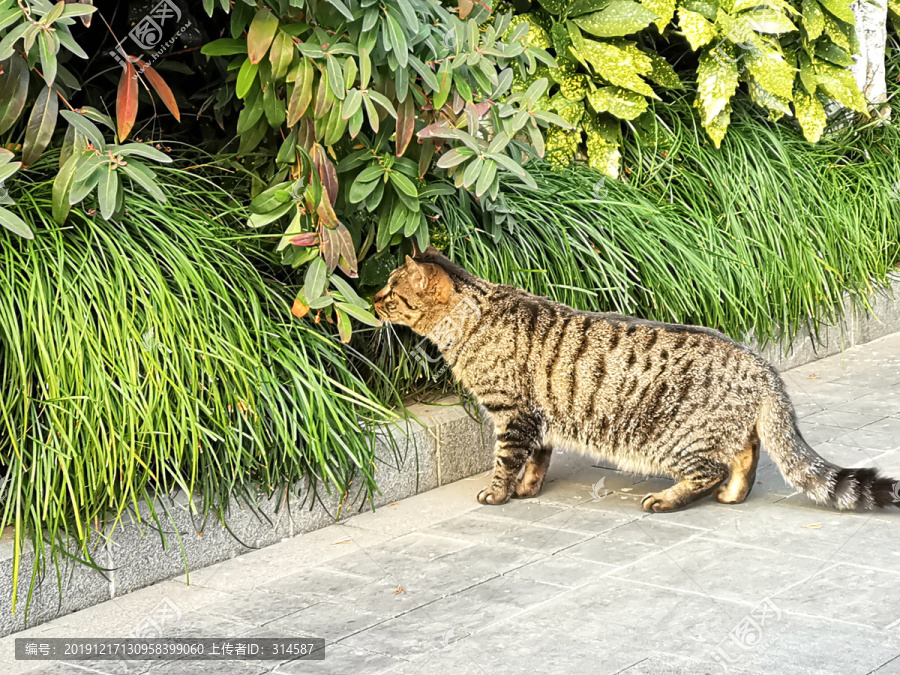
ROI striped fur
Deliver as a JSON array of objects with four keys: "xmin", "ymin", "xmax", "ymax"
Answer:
[{"xmin": 374, "ymin": 248, "xmax": 900, "ymax": 512}]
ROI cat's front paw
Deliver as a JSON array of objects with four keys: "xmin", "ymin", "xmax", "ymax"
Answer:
[{"xmin": 477, "ymin": 486, "xmax": 511, "ymax": 505}]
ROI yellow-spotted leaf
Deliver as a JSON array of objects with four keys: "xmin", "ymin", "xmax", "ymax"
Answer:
[
  {"xmin": 584, "ymin": 112, "xmax": 621, "ymax": 177},
  {"xmin": 695, "ymin": 48, "xmax": 739, "ymax": 126},
  {"xmin": 572, "ymin": 1, "xmax": 659, "ymax": 38},
  {"xmin": 793, "ymin": 86, "xmax": 827, "ymax": 142},
  {"xmin": 748, "ymin": 79, "xmax": 792, "ymax": 120},
  {"xmin": 745, "ymin": 47, "xmax": 796, "ymax": 100},
  {"xmin": 818, "ymin": 0, "xmax": 854, "ymax": 23},
  {"xmin": 822, "ymin": 14, "xmax": 853, "ymax": 52},
  {"xmin": 587, "ymin": 86, "xmax": 649, "ymax": 119},
  {"xmin": 579, "ymin": 39, "xmax": 656, "ymax": 97},
  {"xmin": 742, "ymin": 8, "xmax": 797, "ymax": 34},
  {"xmin": 642, "ymin": 0, "xmax": 676, "ymax": 30},
  {"xmin": 645, "ymin": 51, "xmax": 684, "ymax": 89},
  {"xmin": 678, "ymin": 9, "xmax": 717, "ymax": 50},
  {"xmin": 815, "ymin": 62, "xmax": 867, "ymax": 113},
  {"xmin": 802, "ymin": 0, "xmax": 825, "ymax": 41},
  {"xmin": 704, "ymin": 100, "xmax": 732, "ymax": 148}
]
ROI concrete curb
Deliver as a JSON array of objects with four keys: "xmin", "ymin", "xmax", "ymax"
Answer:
[{"xmin": 1, "ymin": 275, "xmax": 897, "ymax": 636}]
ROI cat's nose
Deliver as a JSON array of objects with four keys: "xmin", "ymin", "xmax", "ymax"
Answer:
[{"xmin": 374, "ymin": 287, "xmax": 388, "ymax": 302}]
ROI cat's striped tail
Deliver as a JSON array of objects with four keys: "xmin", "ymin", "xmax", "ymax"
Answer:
[{"xmin": 757, "ymin": 386, "xmax": 900, "ymax": 510}]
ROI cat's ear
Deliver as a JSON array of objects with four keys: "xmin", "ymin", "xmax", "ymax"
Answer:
[{"xmin": 405, "ymin": 255, "xmax": 428, "ymax": 289}]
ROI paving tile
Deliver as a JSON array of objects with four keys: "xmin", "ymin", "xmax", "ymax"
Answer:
[
  {"xmin": 772, "ymin": 563, "xmax": 900, "ymax": 628},
  {"xmin": 492, "ymin": 523, "xmax": 592, "ymax": 554},
  {"xmin": 504, "ymin": 553, "xmax": 615, "ymax": 588},
  {"xmin": 610, "ymin": 538, "xmax": 825, "ymax": 605},
  {"xmin": 470, "ymin": 501, "xmax": 566, "ymax": 523},
  {"xmin": 200, "ymin": 589, "xmax": 314, "ymax": 627},
  {"xmin": 703, "ymin": 502, "xmax": 873, "ymax": 560},
  {"xmin": 428, "ymin": 542, "xmax": 544, "ymax": 575},
  {"xmin": 801, "ymin": 409, "xmax": 885, "ymax": 430},
  {"xmin": 561, "ymin": 536, "xmax": 663, "ymax": 568},
  {"xmin": 371, "ymin": 533, "xmax": 472, "ymax": 561},
  {"xmin": 265, "ymin": 601, "xmax": 388, "ymax": 643},
  {"xmin": 527, "ymin": 505, "xmax": 636, "ymax": 535}
]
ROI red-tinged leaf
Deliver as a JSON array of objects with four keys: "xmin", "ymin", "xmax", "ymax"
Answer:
[
  {"xmin": 418, "ymin": 120, "xmax": 450, "ymax": 139},
  {"xmin": 291, "ymin": 232, "xmax": 319, "ymax": 247},
  {"xmin": 335, "ymin": 307, "xmax": 352, "ymax": 343},
  {"xmin": 395, "ymin": 96, "xmax": 415, "ymax": 157},
  {"xmin": 316, "ymin": 191, "xmax": 340, "ymax": 229},
  {"xmin": 418, "ymin": 139, "xmax": 436, "ymax": 178},
  {"xmin": 247, "ymin": 8, "xmax": 279, "ymax": 64},
  {"xmin": 116, "ymin": 60, "xmax": 138, "ymax": 141},
  {"xmin": 458, "ymin": 0, "xmax": 475, "ymax": 19},
  {"xmin": 292, "ymin": 294, "xmax": 310, "ymax": 318},
  {"xmin": 135, "ymin": 59, "xmax": 180, "ymax": 122},
  {"xmin": 312, "ymin": 144, "xmax": 338, "ymax": 206}
]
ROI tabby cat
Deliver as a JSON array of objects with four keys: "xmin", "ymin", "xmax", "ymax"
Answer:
[{"xmin": 374, "ymin": 247, "xmax": 900, "ymax": 512}]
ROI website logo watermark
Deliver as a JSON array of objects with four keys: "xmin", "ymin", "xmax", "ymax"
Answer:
[
  {"xmin": 110, "ymin": 0, "xmax": 192, "ymax": 78},
  {"xmin": 713, "ymin": 598, "xmax": 782, "ymax": 672},
  {"xmin": 411, "ymin": 297, "xmax": 481, "ymax": 381}
]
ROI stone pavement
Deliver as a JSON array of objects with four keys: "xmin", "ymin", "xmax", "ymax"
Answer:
[{"xmin": 2, "ymin": 332, "xmax": 900, "ymax": 675}]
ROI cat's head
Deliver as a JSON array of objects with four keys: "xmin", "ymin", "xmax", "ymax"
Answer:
[{"xmin": 373, "ymin": 251, "xmax": 454, "ymax": 331}]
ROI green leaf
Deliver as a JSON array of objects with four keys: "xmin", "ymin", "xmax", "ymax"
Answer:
[
  {"xmin": 815, "ymin": 61, "xmax": 867, "ymax": 113},
  {"xmin": 323, "ymin": 0, "xmax": 354, "ymax": 21},
  {"xmin": 269, "ymin": 31, "xmax": 293, "ymax": 79},
  {"xmin": 385, "ymin": 12, "xmax": 408, "ymax": 68},
  {"xmin": 335, "ymin": 307, "xmax": 352, "ymax": 342},
  {"xmin": 236, "ymin": 58, "xmax": 259, "ymax": 98},
  {"xmin": 303, "ymin": 256, "xmax": 327, "ymax": 301},
  {"xmin": 0, "ymin": 23, "xmax": 29, "ymax": 62},
  {"xmin": 121, "ymin": 159, "xmax": 166, "ymax": 203},
  {"xmin": 0, "ymin": 55, "xmax": 29, "ymax": 134},
  {"xmin": 408, "ymin": 55, "xmax": 439, "ymax": 92},
  {"xmin": 326, "ymin": 54, "xmax": 345, "ymax": 100},
  {"xmin": 488, "ymin": 152, "xmax": 538, "ymax": 189},
  {"xmin": 0, "ymin": 206, "xmax": 31, "ymax": 239},
  {"xmin": 572, "ymin": 1, "xmax": 658, "ymax": 38},
  {"xmin": 349, "ymin": 173, "xmax": 381, "ymax": 203},
  {"xmin": 389, "ymin": 171, "xmax": 418, "ymax": 198},
  {"xmin": 201, "ymin": 38, "xmax": 248, "ymax": 56},
  {"xmin": 577, "ymin": 40, "xmax": 656, "ymax": 97},
  {"xmin": 475, "ymin": 159, "xmax": 497, "ymax": 197},
  {"xmin": 52, "ymin": 150, "xmax": 83, "ymax": 224},
  {"xmin": 38, "ymin": 31, "xmax": 57, "ymax": 86},
  {"xmin": 22, "ymin": 85, "xmax": 58, "ymax": 167},
  {"xmin": 330, "ymin": 275, "xmax": 368, "ymax": 309},
  {"xmin": 335, "ymin": 301, "xmax": 382, "ymax": 327},
  {"xmin": 112, "ymin": 143, "xmax": 173, "ymax": 163},
  {"xmin": 98, "ymin": 164, "xmax": 119, "ymax": 220}
]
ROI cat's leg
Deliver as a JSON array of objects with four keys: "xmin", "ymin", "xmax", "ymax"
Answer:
[
  {"xmin": 641, "ymin": 457, "xmax": 728, "ymax": 513},
  {"xmin": 478, "ymin": 413, "xmax": 542, "ymax": 505},
  {"xmin": 714, "ymin": 438, "xmax": 760, "ymax": 504},
  {"xmin": 513, "ymin": 445, "xmax": 553, "ymax": 498}
]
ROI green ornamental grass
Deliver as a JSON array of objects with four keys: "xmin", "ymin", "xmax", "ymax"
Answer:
[{"xmin": 0, "ymin": 156, "xmax": 400, "ymax": 613}]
